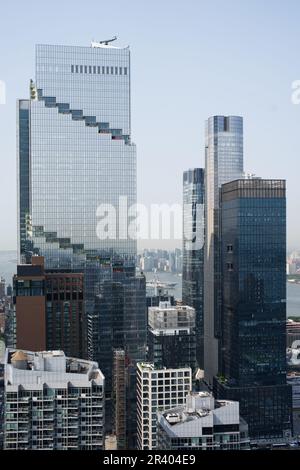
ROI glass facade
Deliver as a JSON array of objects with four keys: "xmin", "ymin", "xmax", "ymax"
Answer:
[
  {"xmin": 28, "ymin": 43, "xmax": 136, "ymax": 265},
  {"xmin": 182, "ymin": 168, "xmax": 205, "ymax": 368},
  {"xmin": 204, "ymin": 116, "xmax": 244, "ymax": 385},
  {"xmin": 17, "ymin": 43, "xmax": 138, "ymax": 360},
  {"xmin": 17, "ymin": 100, "xmax": 31, "ymax": 263},
  {"xmin": 93, "ymin": 270, "xmax": 146, "ymax": 446},
  {"xmin": 214, "ymin": 179, "xmax": 292, "ymax": 440}
]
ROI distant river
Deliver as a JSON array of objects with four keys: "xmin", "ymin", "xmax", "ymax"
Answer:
[
  {"xmin": 0, "ymin": 252, "xmax": 299, "ymax": 318},
  {"xmin": 145, "ymin": 271, "xmax": 300, "ymax": 318}
]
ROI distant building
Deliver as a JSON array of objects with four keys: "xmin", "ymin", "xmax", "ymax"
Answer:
[
  {"xmin": 0, "ymin": 278, "xmax": 5, "ymax": 299},
  {"xmin": 287, "ymin": 319, "xmax": 300, "ymax": 348},
  {"xmin": 147, "ymin": 294, "xmax": 175, "ymax": 309},
  {"xmin": 3, "ymin": 300, "xmax": 15, "ymax": 350},
  {"xmin": 157, "ymin": 391, "xmax": 249, "ymax": 450},
  {"xmin": 147, "ymin": 302, "xmax": 196, "ymax": 371},
  {"xmin": 182, "ymin": 168, "xmax": 205, "ymax": 368},
  {"xmin": 3, "ymin": 349, "xmax": 105, "ymax": 450},
  {"xmin": 6, "ymin": 285, "xmax": 12, "ymax": 297},
  {"xmin": 136, "ymin": 362, "xmax": 192, "ymax": 450}
]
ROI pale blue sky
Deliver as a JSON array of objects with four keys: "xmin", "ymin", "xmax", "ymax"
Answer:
[{"xmin": 0, "ymin": 0, "xmax": 299, "ymax": 250}]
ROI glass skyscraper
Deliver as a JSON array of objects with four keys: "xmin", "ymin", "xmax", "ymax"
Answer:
[
  {"xmin": 214, "ymin": 178, "xmax": 292, "ymax": 441},
  {"xmin": 17, "ymin": 42, "xmax": 139, "ymax": 353},
  {"xmin": 18, "ymin": 42, "xmax": 136, "ymax": 266},
  {"xmin": 204, "ymin": 116, "xmax": 244, "ymax": 385},
  {"xmin": 182, "ymin": 168, "xmax": 205, "ymax": 368}
]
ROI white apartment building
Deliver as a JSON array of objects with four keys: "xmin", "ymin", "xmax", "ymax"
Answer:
[
  {"xmin": 136, "ymin": 362, "xmax": 192, "ymax": 450},
  {"xmin": 4, "ymin": 349, "xmax": 105, "ymax": 450}
]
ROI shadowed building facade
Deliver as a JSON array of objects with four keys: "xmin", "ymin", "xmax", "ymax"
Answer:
[
  {"xmin": 182, "ymin": 168, "xmax": 205, "ymax": 368},
  {"xmin": 214, "ymin": 179, "xmax": 292, "ymax": 442}
]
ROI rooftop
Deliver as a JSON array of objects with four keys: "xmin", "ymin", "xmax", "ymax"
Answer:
[
  {"xmin": 5, "ymin": 348, "xmax": 104, "ymax": 389},
  {"xmin": 137, "ymin": 362, "xmax": 191, "ymax": 373},
  {"xmin": 158, "ymin": 392, "xmax": 240, "ymax": 433}
]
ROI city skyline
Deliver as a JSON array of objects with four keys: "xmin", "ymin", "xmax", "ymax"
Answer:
[
  {"xmin": 1, "ymin": 1, "xmax": 300, "ymax": 454},
  {"xmin": 1, "ymin": 0, "xmax": 300, "ymax": 250}
]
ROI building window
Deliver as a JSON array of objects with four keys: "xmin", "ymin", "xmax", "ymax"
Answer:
[
  {"xmin": 75, "ymin": 65, "xmax": 79, "ymax": 73},
  {"xmin": 71, "ymin": 65, "xmax": 74, "ymax": 73},
  {"xmin": 124, "ymin": 67, "xmax": 128, "ymax": 75},
  {"xmin": 119, "ymin": 67, "xmax": 122, "ymax": 75}
]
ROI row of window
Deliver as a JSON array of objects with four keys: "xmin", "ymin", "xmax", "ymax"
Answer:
[{"xmin": 71, "ymin": 65, "xmax": 128, "ymax": 76}]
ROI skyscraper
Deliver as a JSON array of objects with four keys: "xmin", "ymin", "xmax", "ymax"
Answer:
[
  {"xmin": 18, "ymin": 41, "xmax": 136, "ymax": 266},
  {"xmin": 17, "ymin": 41, "xmax": 137, "ymax": 351},
  {"xmin": 204, "ymin": 116, "xmax": 244, "ymax": 385},
  {"xmin": 214, "ymin": 178, "xmax": 292, "ymax": 442},
  {"xmin": 182, "ymin": 168, "xmax": 205, "ymax": 368}
]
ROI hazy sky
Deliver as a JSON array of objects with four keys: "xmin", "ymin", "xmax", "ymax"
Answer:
[{"xmin": 0, "ymin": 0, "xmax": 299, "ymax": 250}]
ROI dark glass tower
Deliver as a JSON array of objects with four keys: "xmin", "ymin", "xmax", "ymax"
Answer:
[
  {"xmin": 17, "ymin": 100, "xmax": 31, "ymax": 263},
  {"xmin": 94, "ymin": 268, "xmax": 147, "ymax": 446},
  {"xmin": 214, "ymin": 178, "xmax": 292, "ymax": 442},
  {"xmin": 182, "ymin": 168, "xmax": 205, "ymax": 368}
]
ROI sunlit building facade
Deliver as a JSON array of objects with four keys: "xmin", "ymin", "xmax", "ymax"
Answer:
[{"xmin": 204, "ymin": 116, "xmax": 244, "ymax": 385}]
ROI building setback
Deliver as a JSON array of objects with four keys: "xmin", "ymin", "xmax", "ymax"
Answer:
[
  {"xmin": 3, "ymin": 349, "xmax": 105, "ymax": 450},
  {"xmin": 214, "ymin": 178, "xmax": 292, "ymax": 443}
]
